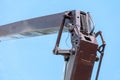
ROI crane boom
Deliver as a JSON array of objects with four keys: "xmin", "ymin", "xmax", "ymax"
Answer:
[
  {"xmin": 0, "ymin": 10, "xmax": 106, "ymax": 80},
  {"xmin": 0, "ymin": 12, "xmax": 65, "ymax": 41}
]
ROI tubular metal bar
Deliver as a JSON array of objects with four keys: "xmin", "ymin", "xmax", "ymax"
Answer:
[
  {"xmin": 95, "ymin": 31, "xmax": 106, "ymax": 80},
  {"xmin": 0, "ymin": 12, "xmax": 66, "ymax": 41},
  {"xmin": 95, "ymin": 52, "xmax": 104, "ymax": 80},
  {"xmin": 54, "ymin": 16, "xmax": 66, "ymax": 49}
]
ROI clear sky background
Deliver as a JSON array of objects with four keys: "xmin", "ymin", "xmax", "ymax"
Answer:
[{"xmin": 0, "ymin": 0, "xmax": 120, "ymax": 80}]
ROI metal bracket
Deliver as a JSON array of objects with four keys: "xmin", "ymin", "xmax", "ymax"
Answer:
[{"xmin": 53, "ymin": 11, "xmax": 73, "ymax": 59}]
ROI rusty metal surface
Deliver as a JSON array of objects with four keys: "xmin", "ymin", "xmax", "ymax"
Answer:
[
  {"xmin": 0, "ymin": 12, "xmax": 66, "ymax": 41},
  {"xmin": 64, "ymin": 34, "xmax": 98, "ymax": 80},
  {"xmin": 71, "ymin": 37, "xmax": 98, "ymax": 80}
]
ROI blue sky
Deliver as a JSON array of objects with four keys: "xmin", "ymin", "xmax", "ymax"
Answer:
[{"xmin": 0, "ymin": 0, "xmax": 120, "ymax": 80}]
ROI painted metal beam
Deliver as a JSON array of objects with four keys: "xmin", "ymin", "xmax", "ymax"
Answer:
[{"xmin": 0, "ymin": 12, "xmax": 66, "ymax": 41}]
